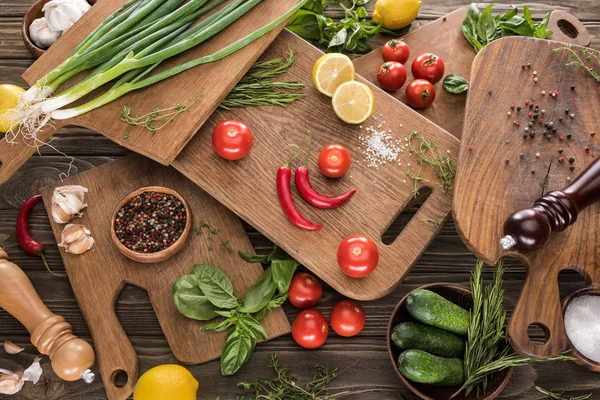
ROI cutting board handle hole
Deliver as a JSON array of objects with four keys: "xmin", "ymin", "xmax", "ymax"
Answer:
[
  {"xmin": 381, "ymin": 188, "xmax": 432, "ymax": 245},
  {"xmin": 111, "ymin": 369, "xmax": 129, "ymax": 388},
  {"xmin": 527, "ymin": 322, "xmax": 550, "ymax": 345},
  {"xmin": 557, "ymin": 19, "xmax": 578, "ymax": 39}
]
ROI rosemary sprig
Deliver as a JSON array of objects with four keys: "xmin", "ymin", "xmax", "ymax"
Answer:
[
  {"xmin": 220, "ymin": 49, "xmax": 305, "ymax": 110},
  {"xmin": 551, "ymin": 46, "xmax": 600, "ymax": 83},
  {"xmin": 406, "ymin": 130, "xmax": 456, "ymax": 197},
  {"xmin": 196, "ymin": 220, "xmax": 233, "ymax": 253},
  {"xmin": 536, "ymin": 386, "xmax": 592, "ymax": 400},
  {"xmin": 121, "ymin": 92, "xmax": 203, "ymax": 133}
]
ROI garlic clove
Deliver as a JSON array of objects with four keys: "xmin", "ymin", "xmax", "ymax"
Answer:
[
  {"xmin": 28, "ymin": 17, "xmax": 61, "ymax": 49},
  {"xmin": 64, "ymin": 235, "xmax": 94, "ymax": 255},
  {"xmin": 3, "ymin": 341, "xmax": 24, "ymax": 355},
  {"xmin": 51, "ymin": 203, "xmax": 72, "ymax": 224},
  {"xmin": 52, "ymin": 185, "xmax": 88, "ymax": 224},
  {"xmin": 0, "ymin": 371, "xmax": 24, "ymax": 395},
  {"xmin": 60, "ymin": 223, "xmax": 90, "ymax": 245}
]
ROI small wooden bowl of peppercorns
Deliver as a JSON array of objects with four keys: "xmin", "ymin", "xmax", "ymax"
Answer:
[{"xmin": 111, "ymin": 186, "xmax": 192, "ymax": 264}]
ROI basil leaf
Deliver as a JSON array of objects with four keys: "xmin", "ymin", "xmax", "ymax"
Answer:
[
  {"xmin": 172, "ymin": 275, "xmax": 220, "ymax": 321},
  {"xmin": 271, "ymin": 258, "xmax": 299, "ymax": 293},
  {"xmin": 194, "ymin": 265, "xmax": 239, "ymax": 309},
  {"xmin": 240, "ymin": 267, "xmax": 277, "ymax": 313},
  {"xmin": 215, "ymin": 310, "xmax": 234, "ymax": 318},
  {"xmin": 301, "ymin": 0, "xmax": 325, "ymax": 13},
  {"xmin": 237, "ymin": 313, "xmax": 267, "ymax": 340},
  {"xmin": 476, "ymin": 4, "xmax": 496, "ymax": 45},
  {"xmin": 533, "ymin": 11, "xmax": 553, "ymax": 39},
  {"xmin": 443, "ymin": 74, "xmax": 469, "ymax": 94},
  {"xmin": 221, "ymin": 329, "xmax": 256, "ymax": 376},
  {"xmin": 522, "ymin": 6, "xmax": 535, "ymax": 29},
  {"xmin": 268, "ymin": 293, "xmax": 289, "ymax": 309},
  {"xmin": 202, "ymin": 318, "xmax": 234, "ymax": 332},
  {"xmin": 286, "ymin": 10, "xmax": 320, "ymax": 40},
  {"xmin": 499, "ymin": 16, "xmax": 534, "ymax": 37},
  {"xmin": 238, "ymin": 251, "xmax": 269, "ymax": 263},
  {"xmin": 497, "ymin": 7, "xmax": 518, "ymax": 21},
  {"xmin": 462, "ymin": 4, "xmax": 483, "ymax": 52},
  {"xmin": 328, "ymin": 27, "xmax": 347, "ymax": 48}
]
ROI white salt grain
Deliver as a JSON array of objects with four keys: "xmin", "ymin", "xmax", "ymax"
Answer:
[{"xmin": 564, "ymin": 295, "xmax": 600, "ymax": 363}]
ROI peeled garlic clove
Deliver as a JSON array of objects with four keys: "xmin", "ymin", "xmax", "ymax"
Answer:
[
  {"xmin": 0, "ymin": 371, "xmax": 24, "ymax": 395},
  {"xmin": 3, "ymin": 341, "xmax": 24, "ymax": 355},
  {"xmin": 28, "ymin": 17, "xmax": 61, "ymax": 49},
  {"xmin": 60, "ymin": 223, "xmax": 90, "ymax": 245},
  {"xmin": 64, "ymin": 235, "xmax": 94, "ymax": 254}
]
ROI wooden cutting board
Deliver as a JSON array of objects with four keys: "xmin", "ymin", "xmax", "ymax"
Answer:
[
  {"xmin": 453, "ymin": 37, "xmax": 600, "ymax": 359},
  {"xmin": 40, "ymin": 155, "xmax": 290, "ymax": 400},
  {"xmin": 174, "ymin": 30, "xmax": 460, "ymax": 301},
  {"xmin": 0, "ymin": 0, "xmax": 301, "ymax": 185},
  {"xmin": 354, "ymin": 9, "xmax": 590, "ymax": 140}
]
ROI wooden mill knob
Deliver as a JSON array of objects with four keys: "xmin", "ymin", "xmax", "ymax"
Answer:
[
  {"xmin": 502, "ymin": 156, "xmax": 600, "ymax": 251},
  {"xmin": 0, "ymin": 247, "xmax": 95, "ymax": 382}
]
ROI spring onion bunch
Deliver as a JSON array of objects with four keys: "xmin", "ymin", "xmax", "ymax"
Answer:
[{"xmin": 9, "ymin": 0, "xmax": 308, "ymax": 145}]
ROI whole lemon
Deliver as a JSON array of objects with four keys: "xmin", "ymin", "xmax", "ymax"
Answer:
[
  {"xmin": 133, "ymin": 364, "xmax": 198, "ymax": 400},
  {"xmin": 372, "ymin": 0, "xmax": 422, "ymax": 30},
  {"xmin": 0, "ymin": 84, "xmax": 25, "ymax": 133}
]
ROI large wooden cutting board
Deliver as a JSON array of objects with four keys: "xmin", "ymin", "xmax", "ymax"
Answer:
[
  {"xmin": 40, "ymin": 155, "xmax": 290, "ymax": 400},
  {"xmin": 174, "ymin": 30, "xmax": 460, "ymax": 301},
  {"xmin": 0, "ymin": 0, "xmax": 301, "ymax": 185},
  {"xmin": 354, "ymin": 9, "xmax": 590, "ymax": 140},
  {"xmin": 453, "ymin": 37, "xmax": 600, "ymax": 359}
]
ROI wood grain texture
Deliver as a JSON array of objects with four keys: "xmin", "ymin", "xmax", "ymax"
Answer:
[
  {"xmin": 453, "ymin": 36, "xmax": 600, "ymax": 359},
  {"xmin": 174, "ymin": 29, "xmax": 460, "ymax": 301},
  {"xmin": 0, "ymin": 0, "xmax": 301, "ymax": 186},
  {"xmin": 39, "ymin": 155, "xmax": 290, "ymax": 400}
]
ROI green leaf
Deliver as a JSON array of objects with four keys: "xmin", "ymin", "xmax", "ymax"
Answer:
[
  {"xmin": 533, "ymin": 11, "xmax": 553, "ymax": 39},
  {"xmin": 286, "ymin": 10, "xmax": 320, "ymax": 40},
  {"xmin": 236, "ymin": 313, "xmax": 268, "ymax": 340},
  {"xmin": 194, "ymin": 265, "xmax": 239, "ymax": 309},
  {"xmin": 271, "ymin": 258, "xmax": 299, "ymax": 293},
  {"xmin": 240, "ymin": 267, "xmax": 277, "ymax": 313},
  {"xmin": 522, "ymin": 6, "xmax": 535, "ymax": 29},
  {"xmin": 238, "ymin": 251, "xmax": 269, "ymax": 263},
  {"xmin": 356, "ymin": 6, "xmax": 367, "ymax": 18},
  {"xmin": 443, "ymin": 74, "xmax": 469, "ymax": 94},
  {"xmin": 499, "ymin": 16, "xmax": 534, "ymax": 37},
  {"xmin": 221, "ymin": 329, "xmax": 256, "ymax": 376},
  {"xmin": 301, "ymin": 0, "xmax": 325, "ymax": 13},
  {"xmin": 268, "ymin": 293, "xmax": 289, "ymax": 309},
  {"xmin": 497, "ymin": 6, "xmax": 518, "ymax": 21},
  {"xmin": 476, "ymin": 4, "xmax": 497, "ymax": 44},
  {"xmin": 328, "ymin": 27, "xmax": 347, "ymax": 48},
  {"xmin": 462, "ymin": 4, "xmax": 483, "ymax": 52},
  {"xmin": 172, "ymin": 275, "xmax": 220, "ymax": 321},
  {"xmin": 202, "ymin": 318, "xmax": 234, "ymax": 332}
]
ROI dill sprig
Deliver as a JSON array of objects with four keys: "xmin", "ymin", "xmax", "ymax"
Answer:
[
  {"xmin": 535, "ymin": 386, "xmax": 592, "ymax": 400},
  {"xmin": 406, "ymin": 130, "xmax": 456, "ymax": 197},
  {"xmin": 234, "ymin": 354, "xmax": 348, "ymax": 400},
  {"xmin": 121, "ymin": 92, "xmax": 202, "ymax": 133},
  {"xmin": 220, "ymin": 49, "xmax": 305, "ymax": 110},
  {"xmin": 196, "ymin": 220, "xmax": 233, "ymax": 253},
  {"xmin": 551, "ymin": 46, "xmax": 600, "ymax": 83}
]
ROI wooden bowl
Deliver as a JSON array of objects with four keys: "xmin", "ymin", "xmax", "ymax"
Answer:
[
  {"xmin": 387, "ymin": 283, "xmax": 513, "ymax": 400},
  {"xmin": 110, "ymin": 186, "xmax": 192, "ymax": 264},
  {"xmin": 562, "ymin": 286, "xmax": 600, "ymax": 372},
  {"xmin": 22, "ymin": 0, "xmax": 96, "ymax": 58}
]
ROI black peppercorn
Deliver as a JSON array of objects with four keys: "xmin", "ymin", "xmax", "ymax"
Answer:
[
  {"xmin": 571, "ymin": 85, "xmax": 575, "ymax": 91},
  {"xmin": 523, "ymin": 134, "xmax": 528, "ymax": 139},
  {"xmin": 516, "ymin": 106, "xmax": 521, "ymax": 111},
  {"xmin": 570, "ymin": 166, "xmax": 575, "ymax": 171},
  {"xmin": 567, "ymin": 134, "xmax": 572, "ymax": 139},
  {"xmin": 558, "ymin": 148, "xmax": 564, "ymax": 154},
  {"xmin": 569, "ymin": 157, "xmax": 575, "ymax": 163},
  {"xmin": 565, "ymin": 109, "xmax": 569, "ymax": 114}
]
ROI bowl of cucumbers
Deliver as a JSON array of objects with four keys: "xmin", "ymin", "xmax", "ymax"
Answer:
[{"xmin": 387, "ymin": 283, "xmax": 513, "ymax": 400}]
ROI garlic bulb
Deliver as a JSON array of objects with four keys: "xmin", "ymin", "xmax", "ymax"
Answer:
[
  {"xmin": 43, "ymin": 0, "xmax": 90, "ymax": 32},
  {"xmin": 29, "ymin": 17, "xmax": 61, "ymax": 49},
  {"xmin": 51, "ymin": 185, "xmax": 88, "ymax": 224},
  {"xmin": 59, "ymin": 224, "xmax": 94, "ymax": 255}
]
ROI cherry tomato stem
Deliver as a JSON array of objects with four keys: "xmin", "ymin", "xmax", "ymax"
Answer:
[{"xmin": 295, "ymin": 167, "xmax": 357, "ymax": 209}]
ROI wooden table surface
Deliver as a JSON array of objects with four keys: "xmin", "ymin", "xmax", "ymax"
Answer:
[{"xmin": 1, "ymin": 1, "xmax": 599, "ymax": 399}]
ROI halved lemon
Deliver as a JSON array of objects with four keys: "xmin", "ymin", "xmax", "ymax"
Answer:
[
  {"xmin": 312, "ymin": 53, "xmax": 355, "ymax": 97},
  {"xmin": 332, "ymin": 81, "xmax": 375, "ymax": 124},
  {"xmin": 0, "ymin": 84, "xmax": 26, "ymax": 133}
]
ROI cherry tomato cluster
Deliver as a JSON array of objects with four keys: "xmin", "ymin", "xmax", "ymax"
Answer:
[
  {"xmin": 289, "ymin": 271, "xmax": 366, "ymax": 349},
  {"xmin": 377, "ymin": 39, "xmax": 445, "ymax": 109}
]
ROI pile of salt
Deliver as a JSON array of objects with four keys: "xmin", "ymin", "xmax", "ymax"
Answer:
[{"xmin": 564, "ymin": 294, "xmax": 600, "ymax": 363}]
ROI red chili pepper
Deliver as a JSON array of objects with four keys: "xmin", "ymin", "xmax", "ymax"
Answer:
[
  {"xmin": 277, "ymin": 146, "xmax": 322, "ymax": 230},
  {"xmin": 295, "ymin": 167, "xmax": 356, "ymax": 209},
  {"xmin": 17, "ymin": 195, "xmax": 64, "ymax": 277}
]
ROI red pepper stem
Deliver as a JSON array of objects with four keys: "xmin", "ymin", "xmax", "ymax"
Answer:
[
  {"xmin": 37, "ymin": 250, "xmax": 66, "ymax": 278},
  {"xmin": 304, "ymin": 131, "xmax": 313, "ymax": 168},
  {"xmin": 283, "ymin": 144, "xmax": 302, "ymax": 167}
]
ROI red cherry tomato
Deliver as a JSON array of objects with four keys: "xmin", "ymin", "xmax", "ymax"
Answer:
[
  {"xmin": 405, "ymin": 79, "xmax": 436, "ymax": 109},
  {"xmin": 330, "ymin": 300, "xmax": 366, "ymax": 337},
  {"xmin": 288, "ymin": 272, "xmax": 323, "ymax": 309},
  {"xmin": 377, "ymin": 62, "xmax": 407, "ymax": 92},
  {"xmin": 318, "ymin": 144, "xmax": 351, "ymax": 178},
  {"xmin": 411, "ymin": 53, "xmax": 445, "ymax": 84},
  {"xmin": 381, "ymin": 39, "xmax": 410, "ymax": 64},
  {"xmin": 212, "ymin": 120, "xmax": 253, "ymax": 160},
  {"xmin": 337, "ymin": 235, "xmax": 379, "ymax": 278},
  {"xmin": 292, "ymin": 309, "xmax": 329, "ymax": 349}
]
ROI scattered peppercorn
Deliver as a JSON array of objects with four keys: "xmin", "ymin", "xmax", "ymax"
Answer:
[
  {"xmin": 591, "ymin": 132, "xmax": 596, "ymax": 137},
  {"xmin": 559, "ymin": 135, "xmax": 565, "ymax": 140},
  {"xmin": 511, "ymin": 105, "xmax": 515, "ymax": 110},
  {"xmin": 535, "ymin": 153, "xmax": 541, "ymax": 158},
  {"xmin": 516, "ymin": 106, "xmax": 521, "ymax": 111},
  {"xmin": 570, "ymin": 166, "xmax": 575, "ymax": 172},
  {"xmin": 565, "ymin": 109, "xmax": 569, "ymax": 114},
  {"xmin": 520, "ymin": 153, "xmax": 524, "ymax": 159},
  {"xmin": 505, "ymin": 159, "xmax": 510, "ymax": 165},
  {"xmin": 468, "ymin": 145, "xmax": 474, "ymax": 151},
  {"xmin": 522, "ymin": 64, "xmax": 526, "ymax": 69},
  {"xmin": 559, "ymin": 117, "xmax": 563, "ymax": 122},
  {"xmin": 558, "ymin": 148, "xmax": 564, "ymax": 154},
  {"xmin": 585, "ymin": 147, "xmax": 591, "ymax": 153},
  {"xmin": 531, "ymin": 170, "xmax": 536, "ymax": 174},
  {"xmin": 571, "ymin": 85, "xmax": 575, "ymax": 91},
  {"xmin": 523, "ymin": 135, "xmax": 528, "ymax": 139},
  {"xmin": 569, "ymin": 157, "xmax": 575, "ymax": 164},
  {"xmin": 558, "ymin": 157, "xmax": 565, "ymax": 163},
  {"xmin": 527, "ymin": 63, "xmax": 531, "ymax": 68},
  {"xmin": 567, "ymin": 134, "xmax": 572, "ymax": 139},
  {"xmin": 570, "ymin": 113, "xmax": 575, "ymax": 119}
]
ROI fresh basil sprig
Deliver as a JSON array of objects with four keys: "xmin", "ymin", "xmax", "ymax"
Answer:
[
  {"xmin": 173, "ymin": 247, "xmax": 299, "ymax": 376},
  {"xmin": 462, "ymin": 3, "xmax": 553, "ymax": 53},
  {"xmin": 443, "ymin": 74, "xmax": 469, "ymax": 94}
]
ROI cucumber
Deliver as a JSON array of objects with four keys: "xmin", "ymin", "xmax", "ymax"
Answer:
[
  {"xmin": 406, "ymin": 289, "xmax": 470, "ymax": 335},
  {"xmin": 397, "ymin": 349, "xmax": 464, "ymax": 386},
  {"xmin": 391, "ymin": 322, "xmax": 465, "ymax": 358}
]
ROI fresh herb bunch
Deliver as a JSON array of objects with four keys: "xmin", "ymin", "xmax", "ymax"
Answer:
[
  {"xmin": 551, "ymin": 46, "xmax": 600, "ymax": 83},
  {"xmin": 220, "ymin": 49, "xmax": 306, "ymax": 109},
  {"xmin": 172, "ymin": 247, "xmax": 299, "ymax": 376},
  {"xmin": 462, "ymin": 3, "xmax": 552, "ymax": 53},
  {"xmin": 536, "ymin": 386, "xmax": 592, "ymax": 400},
  {"xmin": 230, "ymin": 354, "xmax": 346, "ymax": 400},
  {"xmin": 287, "ymin": 0, "xmax": 410, "ymax": 54}
]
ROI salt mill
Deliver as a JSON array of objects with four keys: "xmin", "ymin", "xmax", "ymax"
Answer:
[
  {"xmin": 501, "ymin": 156, "xmax": 600, "ymax": 251},
  {"xmin": 0, "ymin": 247, "xmax": 95, "ymax": 383}
]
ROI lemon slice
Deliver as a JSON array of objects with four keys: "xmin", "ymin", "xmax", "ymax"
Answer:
[
  {"xmin": 332, "ymin": 81, "xmax": 375, "ymax": 124},
  {"xmin": 0, "ymin": 84, "xmax": 26, "ymax": 133},
  {"xmin": 312, "ymin": 53, "xmax": 355, "ymax": 97}
]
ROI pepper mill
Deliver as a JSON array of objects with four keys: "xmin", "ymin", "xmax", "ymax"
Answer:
[
  {"xmin": 0, "ymin": 247, "xmax": 95, "ymax": 383},
  {"xmin": 501, "ymin": 156, "xmax": 600, "ymax": 251}
]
